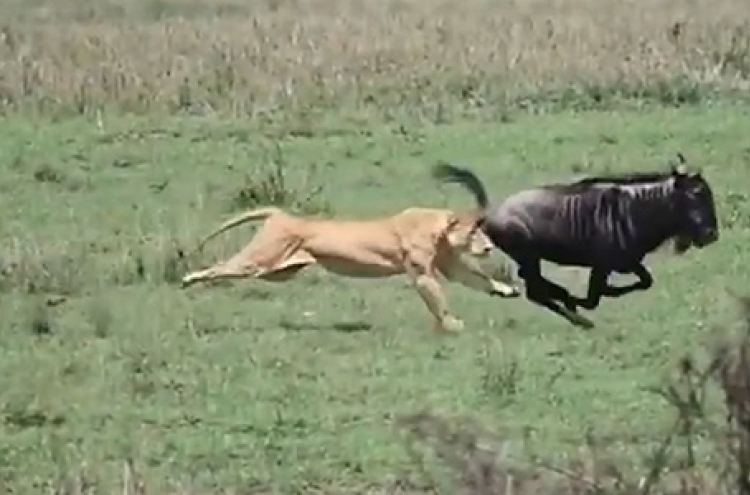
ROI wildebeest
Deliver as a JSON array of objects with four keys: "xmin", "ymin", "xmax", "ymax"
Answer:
[{"xmin": 431, "ymin": 153, "xmax": 719, "ymax": 328}]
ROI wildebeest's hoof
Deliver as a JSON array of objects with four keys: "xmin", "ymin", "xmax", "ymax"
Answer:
[{"xmin": 570, "ymin": 313, "xmax": 595, "ymax": 329}]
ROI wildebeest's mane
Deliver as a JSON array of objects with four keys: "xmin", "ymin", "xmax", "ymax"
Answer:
[{"xmin": 545, "ymin": 169, "xmax": 675, "ymax": 193}]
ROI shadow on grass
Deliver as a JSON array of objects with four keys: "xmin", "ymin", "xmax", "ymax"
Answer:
[{"xmin": 278, "ymin": 318, "xmax": 373, "ymax": 333}]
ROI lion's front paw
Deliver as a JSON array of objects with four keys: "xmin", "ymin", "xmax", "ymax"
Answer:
[
  {"xmin": 492, "ymin": 281, "xmax": 522, "ymax": 298},
  {"xmin": 180, "ymin": 275, "xmax": 194, "ymax": 289},
  {"xmin": 441, "ymin": 315, "xmax": 465, "ymax": 333}
]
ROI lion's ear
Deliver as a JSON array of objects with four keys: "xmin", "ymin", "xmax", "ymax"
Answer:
[
  {"xmin": 437, "ymin": 213, "xmax": 461, "ymax": 241},
  {"xmin": 446, "ymin": 214, "xmax": 460, "ymax": 229},
  {"xmin": 470, "ymin": 211, "xmax": 485, "ymax": 229},
  {"xmin": 446, "ymin": 213, "xmax": 463, "ymax": 232}
]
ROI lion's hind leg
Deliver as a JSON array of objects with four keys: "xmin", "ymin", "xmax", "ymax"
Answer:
[
  {"xmin": 182, "ymin": 216, "xmax": 316, "ymax": 288},
  {"xmin": 181, "ymin": 249, "xmax": 316, "ymax": 288},
  {"xmin": 256, "ymin": 251, "xmax": 316, "ymax": 282},
  {"xmin": 180, "ymin": 258, "xmax": 263, "ymax": 288}
]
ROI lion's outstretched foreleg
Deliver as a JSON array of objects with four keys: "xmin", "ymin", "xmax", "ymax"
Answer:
[
  {"xmin": 439, "ymin": 255, "xmax": 520, "ymax": 298},
  {"xmin": 403, "ymin": 245, "xmax": 465, "ymax": 333}
]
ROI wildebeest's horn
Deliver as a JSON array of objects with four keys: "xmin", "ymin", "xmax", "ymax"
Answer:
[{"xmin": 671, "ymin": 152, "xmax": 689, "ymax": 175}]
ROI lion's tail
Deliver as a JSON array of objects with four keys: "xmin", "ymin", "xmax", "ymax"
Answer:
[
  {"xmin": 192, "ymin": 206, "xmax": 282, "ymax": 254},
  {"xmin": 431, "ymin": 161, "xmax": 490, "ymax": 210}
]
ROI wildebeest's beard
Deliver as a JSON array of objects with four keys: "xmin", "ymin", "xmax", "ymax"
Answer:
[{"xmin": 672, "ymin": 235, "xmax": 694, "ymax": 255}]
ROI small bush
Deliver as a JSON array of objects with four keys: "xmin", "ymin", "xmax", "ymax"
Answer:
[{"xmin": 228, "ymin": 143, "xmax": 331, "ymax": 216}]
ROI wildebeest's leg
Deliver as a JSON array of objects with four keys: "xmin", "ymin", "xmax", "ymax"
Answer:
[
  {"xmin": 577, "ymin": 264, "xmax": 654, "ymax": 309},
  {"xmin": 515, "ymin": 261, "xmax": 580, "ymax": 311},
  {"xmin": 576, "ymin": 268, "xmax": 608, "ymax": 310},
  {"xmin": 602, "ymin": 263, "xmax": 654, "ymax": 297},
  {"xmin": 518, "ymin": 259, "xmax": 595, "ymax": 329},
  {"xmin": 536, "ymin": 275, "xmax": 580, "ymax": 311}
]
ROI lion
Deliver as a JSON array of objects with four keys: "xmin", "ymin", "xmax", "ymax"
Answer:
[{"xmin": 180, "ymin": 205, "xmax": 520, "ymax": 333}]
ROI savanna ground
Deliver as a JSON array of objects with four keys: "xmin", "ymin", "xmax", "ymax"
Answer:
[{"xmin": 2, "ymin": 0, "xmax": 750, "ymax": 493}]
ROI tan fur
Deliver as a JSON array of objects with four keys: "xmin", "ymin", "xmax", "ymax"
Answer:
[{"xmin": 181, "ymin": 205, "xmax": 520, "ymax": 333}]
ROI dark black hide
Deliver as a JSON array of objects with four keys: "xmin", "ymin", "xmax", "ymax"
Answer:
[{"xmin": 432, "ymin": 155, "xmax": 719, "ymax": 328}]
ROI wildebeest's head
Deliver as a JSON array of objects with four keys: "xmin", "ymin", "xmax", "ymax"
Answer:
[
  {"xmin": 670, "ymin": 153, "xmax": 719, "ymax": 253},
  {"xmin": 443, "ymin": 211, "xmax": 493, "ymax": 257}
]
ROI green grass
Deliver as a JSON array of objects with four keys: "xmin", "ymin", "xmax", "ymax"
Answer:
[{"xmin": 2, "ymin": 105, "xmax": 750, "ymax": 493}]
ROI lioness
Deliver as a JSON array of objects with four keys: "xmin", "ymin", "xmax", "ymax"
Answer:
[{"xmin": 180, "ymin": 205, "xmax": 520, "ymax": 333}]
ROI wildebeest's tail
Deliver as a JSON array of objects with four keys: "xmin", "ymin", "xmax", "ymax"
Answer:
[{"xmin": 431, "ymin": 161, "xmax": 489, "ymax": 209}]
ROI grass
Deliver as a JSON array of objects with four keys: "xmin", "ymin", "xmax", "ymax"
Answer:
[
  {"xmin": 2, "ymin": 105, "xmax": 750, "ymax": 494},
  {"xmin": 3, "ymin": 0, "xmax": 750, "ymax": 493}
]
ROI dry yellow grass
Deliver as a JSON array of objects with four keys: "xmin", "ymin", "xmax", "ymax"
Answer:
[{"xmin": 1, "ymin": 0, "xmax": 748, "ymax": 119}]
